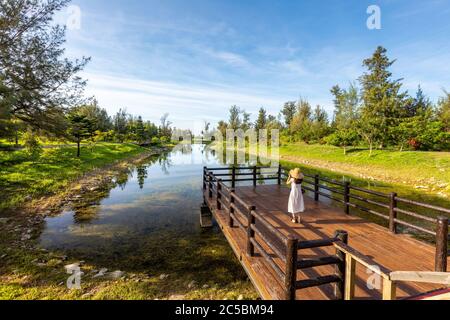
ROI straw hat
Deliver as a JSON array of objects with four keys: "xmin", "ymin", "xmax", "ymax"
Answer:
[{"xmin": 289, "ymin": 168, "xmax": 304, "ymax": 180}]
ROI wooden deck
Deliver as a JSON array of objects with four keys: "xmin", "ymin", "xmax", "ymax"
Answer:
[{"xmin": 204, "ymin": 184, "xmax": 449, "ymax": 300}]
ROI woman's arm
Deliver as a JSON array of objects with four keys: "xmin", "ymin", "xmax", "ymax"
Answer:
[{"xmin": 286, "ymin": 175, "xmax": 292, "ymax": 185}]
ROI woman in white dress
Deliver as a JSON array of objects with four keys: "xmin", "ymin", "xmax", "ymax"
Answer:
[{"xmin": 287, "ymin": 168, "xmax": 305, "ymax": 224}]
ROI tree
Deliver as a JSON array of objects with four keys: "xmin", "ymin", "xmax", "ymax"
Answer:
[
  {"xmin": 113, "ymin": 108, "xmax": 128, "ymax": 142},
  {"xmin": 144, "ymin": 121, "xmax": 158, "ymax": 140},
  {"xmin": 290, "ymin": 99, "xmax": 312, "ymax": 142},
  {"xmin": 136, "ymin": 116, "xmax": 145, "ymax": 143},
  {"xmin": 22, "ymin": 128, "xmax": 42, "ymax": 160},
  {"xmin": 67, "ymin": 113, "xmax": 93, "ymax": 157},
  {"xmin": 228, "ymin": 105, "xmax": 242, "ymax": 130},
  {"xmin": 74, "ymin": 100, "xmax": 112, "ymax": 132},
  {"xmin": 241, "ymin": 112, "xmax": 252, "ymax": 131},
  {"xmin": 406, "ymin": 86, "xmax": 433, "ymax": 117},
  {"xmin": 217, "ymin": 120, "xmax": 228, "ymax": 137},
  {"xmin": 330, "ymin": 84, "xmax": 360, "ymax": 152},
  {"xmin": 437, "ymin": 91, "xmax": 450, "ymax": 131},
  {"xmin": 255, "ymin": 107, "xmax": 267, "ymax": 131},
  {"xmin": 0, "ymin": 0, "xmax": 90, "ymax": 134},
  {"xmin": 201, "ymin": 120, "xmax": 211, "ymax": 139},
  {"xmin": 159, "ymin": 113, "xmax": 172, "ymax": 138},
  {"xmin": 359, "ymin": 46, "xmax": 408, "ymax": 151},
  {"xmin": 310, "ymin": 105, "xmax": 329, "ymax": 142},
  {"xmin": 281, "ymin": 101, "xmax": 296, "ymax": 127}
]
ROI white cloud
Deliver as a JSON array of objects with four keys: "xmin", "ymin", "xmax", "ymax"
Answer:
[{"xmin": 82, "ymin": 72, "xmax": 289, "ymax": 132}]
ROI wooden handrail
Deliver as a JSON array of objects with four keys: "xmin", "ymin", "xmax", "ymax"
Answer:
[
  {"xmin": 333, "ymin": 241, "xmax": 391, "ymax": 279},
  {"xmin": 389, "ymin": 271, "xmax": 450, "ymax": 285},
  {"xmin": 205, "ymin": 166, "xmax": 450, "ymax": 292}
]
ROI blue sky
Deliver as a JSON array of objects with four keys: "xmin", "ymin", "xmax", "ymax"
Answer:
[{"xmin": 61, "ymin": 0, "xmax": 450, "ymax": 132}]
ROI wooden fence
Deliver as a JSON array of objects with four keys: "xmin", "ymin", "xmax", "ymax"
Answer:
[{"xmin": 203, "ymin": 166, "xmax": 449, "ymax": 276}]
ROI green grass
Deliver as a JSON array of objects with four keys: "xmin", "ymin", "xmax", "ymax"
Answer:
[
  {"xmin": 0, "ymin": 143, "xmax": 148, "ymax": 212},
  {"xmin": 279, "ymin": 142, "xmax": 450, "ymax": 197},
  {"xmin": 0, "ymin": 227, "xmax": 257, "ymax": 300}
]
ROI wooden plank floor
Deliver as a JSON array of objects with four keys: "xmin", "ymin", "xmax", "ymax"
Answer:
[{"xmin": 204, "ymin": 184, "xmax": 449, "ymax": 300}]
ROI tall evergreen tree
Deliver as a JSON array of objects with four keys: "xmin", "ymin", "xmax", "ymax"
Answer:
[
  {"xmin": 136, "ymin": 116, "xmax": 145, "ymax": 143},
  {"xmin": 359, "ymin": 46, "xmax": 408, "ymax": 151},
  {"xmin": 255, "ymin": 107, "xmax": 267, "ymax": 131},
  {"xmin": 0, "ymin": 0, "xmax": 90, "ymax": 134},
  {"xmin": 67, "ymin": 113, "xmax": 93, "ymax": 157}
]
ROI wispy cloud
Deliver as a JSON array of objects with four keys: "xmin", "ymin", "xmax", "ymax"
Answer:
[{"xmin": 82, "ymin": 72, "xmax": 288, "ymax": 129}]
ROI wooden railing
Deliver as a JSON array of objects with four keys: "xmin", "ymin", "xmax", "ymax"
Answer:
[
  {"xmin": 204, "ymin": 169, "xmax": 297, "ymax": 299},
  {"xmin": 204, "ymin": 166, "xmax": 449, "ymax": 274},
  {"xmin": 205, "ymin": 167, "xmax": 447, "ymax": 300},
  {"xmin": 278, "ymin": 166, "xmax": 449, "ymax": 273}
]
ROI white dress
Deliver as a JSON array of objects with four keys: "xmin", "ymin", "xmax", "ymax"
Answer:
[{"xmin": 288, "ymin": 180, "xmax": 305, "ymax": 214}]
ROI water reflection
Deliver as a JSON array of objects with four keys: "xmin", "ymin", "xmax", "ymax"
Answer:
[{"xmin": 39, "ymin": 145, "xmax": 226, "ymax": 266}]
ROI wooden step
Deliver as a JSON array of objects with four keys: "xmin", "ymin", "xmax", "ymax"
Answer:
[
  {"xmin": 297, "ymin": 256, "xmax": 342, "ymax": 269},
  {"xmin": 297, "ymin": 275, "xmax": 342, "ymax": 289}
]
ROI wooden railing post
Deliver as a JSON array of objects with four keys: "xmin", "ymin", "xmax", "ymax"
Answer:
[
  {"xmin": 203, "ymin": 167, "xmax": 207, "ymax": 190},
  {"xmin": 285, "ymin": 235, "xmax": 298, "ymax": 300},
  {"xmin": 229, "ymin": 189, "xmax": 235, "ymax": 227},
  {"xmin": 344, "ymin": 181, "xmax": 350, "ymax": 215},
  {"xmin": 344, "ymin": 254, "xmax": 356, "ymax": 300},
  {"xmin": 216, "ymin": 179, "xmax": 222, "ymax": 210},
  {"xmin": 382, "ymin": 278, "xmax": 397, "ymax": 300},
  {"xmin": 277, "ymin": 164, "xmax": 282, "ymax": 185},
  {"xmin": 246, "ymin": 205, "xmax": 256, "ymax": 257},
  {"xmin": 232, "ymin": 167, "xmax": 236, "ymax": 189},
  {"xmin": 208, "ymin": 173, "xmax": 213, "ymax": 199},
  {"xmin": 253, "ymin": 166, "xmax": 257, "ymax": 187},
  {"xmin": 314, "ymin": 174, "xmax": 320, "ymax": 202},
  {"xmin": 389, "ymin": 192, "xmax": 398, "ymax": 234},
  {"xmin": 435, "ymin": 216, "xmax": 448, "ymax": 272},
  {"xmin": 334, "ymin": 230, "xmax": 348, "ymax": 300}
]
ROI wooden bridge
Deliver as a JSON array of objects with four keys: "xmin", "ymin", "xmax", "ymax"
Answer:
[{"xmin": 201, "ymin": 166, "xmax": 450, "ymax": 300}]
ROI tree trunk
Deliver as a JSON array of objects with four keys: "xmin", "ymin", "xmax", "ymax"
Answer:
[{"xmin": 77, "ymin": 140, "xmax": 81, "ymax": 157}]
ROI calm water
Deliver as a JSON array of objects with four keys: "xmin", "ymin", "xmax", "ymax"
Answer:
[
  {"xmin": 39, "ymin": 144, "xmax": 236, "ymax": 268},
  {"xmin": 39, "ymin": 143, "xmax": 448, "ymax": 265}
]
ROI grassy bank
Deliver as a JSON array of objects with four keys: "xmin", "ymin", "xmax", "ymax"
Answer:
[
  {"xmin": 279, "ymin": 143, "xmax": 450, "ymax": 198},
  {"xmin": 0, "ymin": 143, "xmax": 149, "ymax": 212}
]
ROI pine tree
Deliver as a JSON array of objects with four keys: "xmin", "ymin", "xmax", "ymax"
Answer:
[
  {"xmin": 67, "ymin": 113, "xmax": 93, "ymax": 157},
  {"xmin": 136, "ymin": 116, "xmax": 145, "ymax": 143},
  {"xmin": 255, "ymin": 107, "xmax": 267, "ymax": 131},
  {"xmin": 359, "ymin": 46, "xmax": 408, "ymax": 151},
  {"xmin": 0, "ymin": 0, "xmax": 90, "ymax": 134}
]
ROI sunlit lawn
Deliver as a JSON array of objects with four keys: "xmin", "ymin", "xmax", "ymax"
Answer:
[{"xmin": 0, "ymin": 143, "xmax": 147, "ymax": 211}]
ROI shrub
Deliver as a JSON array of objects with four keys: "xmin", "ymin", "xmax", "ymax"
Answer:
[{"xmin": 22, "ymin": 130, "xmax": 43, "ymax": 160}]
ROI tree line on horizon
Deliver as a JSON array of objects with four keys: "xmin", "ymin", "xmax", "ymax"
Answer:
[{"xmin": 215, "ymin": 46, "xmax": 450, "ymax": 154}]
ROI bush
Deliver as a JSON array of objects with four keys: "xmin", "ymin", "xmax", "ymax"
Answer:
[
  {"xmin": 22, "ymin": 130, "xmax": 43, "ymax": 160},
  {"xmin": 151, "ymin": 137, "xmax": 160, "ymax": 145}
]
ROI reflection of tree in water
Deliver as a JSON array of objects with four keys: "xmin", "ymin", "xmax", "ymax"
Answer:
[
  {"xmin": 136, "ymin": 165, "xmax": 148, "ymax": 189},
  {"xmin": 158, "ymin": 153, "xmax": 172, "ymax": 175},
  {"xmin": 116, "ymin": 169, "xmax": 132, "ymax": 190},
  {"xmin": 179, "ymin": 143, "xmax": 192, "ymax": 155}
]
